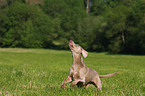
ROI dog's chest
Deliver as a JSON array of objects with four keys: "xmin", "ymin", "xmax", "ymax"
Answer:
[
  {"xmin": 71, "ymin": 65, "xmax": 79, "ymax": 72},
  {"xmin": 70, "ymin": 64, "xmax": 86, "ymax": 76}
]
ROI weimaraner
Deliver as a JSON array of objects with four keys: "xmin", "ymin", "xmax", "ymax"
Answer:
[{"xmin": 61, "ymin": 40, "xmax": 119, "ymax": 90}]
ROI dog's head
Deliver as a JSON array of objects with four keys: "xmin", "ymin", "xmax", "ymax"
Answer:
[{"xmin": 69, "ymin": 40, "xmax": 88, "ymax": 58}]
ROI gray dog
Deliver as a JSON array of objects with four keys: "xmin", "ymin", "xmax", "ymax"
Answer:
[{"xmin": 61, "ymin": 40, "xmax": 119, "ymax": 91}]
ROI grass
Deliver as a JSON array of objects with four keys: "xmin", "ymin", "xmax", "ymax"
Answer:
[{"xmin": 0, "ymin": 48, "xmax": 144, "ymax": 96}]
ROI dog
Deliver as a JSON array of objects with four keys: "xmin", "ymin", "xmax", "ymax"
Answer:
[{"xmin": 61, "ymin": 40, "xmax": 119, "ymax": 90}]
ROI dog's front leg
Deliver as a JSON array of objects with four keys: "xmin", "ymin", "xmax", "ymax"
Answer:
[
  {"xmin": 71, "ymin": 78, "xmax": 85, "ymax": 87},
  {"xmin": 71, "ymin": 80, "xmax": 80, "ymax": 87},
  {"xmin": 61, "ymin": 76, "xmax": 72, "ymax": 88},
  {"xmin": 71, "ymin": 72, "xmax": 85, "ymax": 87}
]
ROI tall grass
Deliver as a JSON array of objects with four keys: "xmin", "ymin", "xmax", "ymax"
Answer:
[{"xmin": 0, "ymin": 48, "xmax": 144, "ymax": 96}]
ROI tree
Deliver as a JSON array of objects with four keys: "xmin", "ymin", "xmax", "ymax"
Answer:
[
  {"xmin": 91, "ymin": 0, "xmax": 145, "ymax": 54},
  {"xmin": 42, "ymin": 0, "xmax": 86, "ymax": 49},
  {"xmin": 75, "ymin": 15, "xmax": 107, "ymax": 51},
  {"xmin": 0, "ymin": 0, "xmax": 144, "ymax": 54},
  {"xmin": 1, "ymin": 2, "xmax": 55, "ymax": 48}
]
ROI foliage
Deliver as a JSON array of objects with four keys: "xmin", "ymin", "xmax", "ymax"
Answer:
[
  {"xmin": 1, "ymin": 2, "xmax": 54, "ymax": 48},
  {"xmin": 76, "ymin": 16, "xmax": 107, "ymax": 51},
  {"xmin": 92, "ymin": 0, "xmax": 145, "ymax": 54},
  {"xmin": 0, "ymin": 0, "xmax": 145, "ymax": 54}
]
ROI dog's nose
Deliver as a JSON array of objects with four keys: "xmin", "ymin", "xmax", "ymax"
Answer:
[{"xmin": 69, "ymin": 40, "xmax": 73, "ymax": 43}]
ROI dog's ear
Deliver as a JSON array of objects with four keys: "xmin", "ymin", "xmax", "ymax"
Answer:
[{"xmin": 82, "ymin": 49, "xmax": 88, "ymax": 58}]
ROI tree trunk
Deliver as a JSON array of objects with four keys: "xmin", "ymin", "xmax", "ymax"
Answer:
[
  {"xmin": 86, "ymin": 0, "xmax": 90, "ymax": 14},
  {"xmin": 122, "ymin": 31, "xmax": 125, "ymax": 43}
]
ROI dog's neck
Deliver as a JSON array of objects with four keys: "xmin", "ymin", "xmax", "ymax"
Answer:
[{"xmin": 72, "ymin": 52, "xmax": 85, "ymax": 66}]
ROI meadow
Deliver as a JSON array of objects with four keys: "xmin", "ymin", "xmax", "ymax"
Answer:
[{"xmin": 0, "ymin": 48, "xmax": 144, "ymax": 96}]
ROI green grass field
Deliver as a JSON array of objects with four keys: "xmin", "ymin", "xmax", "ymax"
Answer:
[{"xmin": 0, "ymin": 48, "xmax": 144, "ymax": 96}]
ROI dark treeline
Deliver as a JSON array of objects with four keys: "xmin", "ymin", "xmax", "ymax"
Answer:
[{"xmin": 0, "ymin": 0, "xmax": 145, "ymax": 54}]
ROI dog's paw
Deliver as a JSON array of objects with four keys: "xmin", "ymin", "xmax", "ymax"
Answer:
[{"xmin": 61, "ymin": 84, "xmax": 65, "ymax": 88}]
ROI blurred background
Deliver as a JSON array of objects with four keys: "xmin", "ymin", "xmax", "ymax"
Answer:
[{"xmin": 0, "ymin": 0, "xmax": 144, "ymax": 54}]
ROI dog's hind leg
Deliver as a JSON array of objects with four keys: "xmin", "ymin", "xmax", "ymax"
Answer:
[{"xmin": 92, "ymin": 76, "xmax": 102, "ymax": 91}]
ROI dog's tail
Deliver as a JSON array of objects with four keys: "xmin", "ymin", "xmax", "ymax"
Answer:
[{"xmin": 99, "ymin": 72, "xmax": 119, "ymax": 78}]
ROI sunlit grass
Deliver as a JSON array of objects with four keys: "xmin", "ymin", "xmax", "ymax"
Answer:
[{"xmin": 0, "ymin": 48, "xmax": 144, "ymax": 95}]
